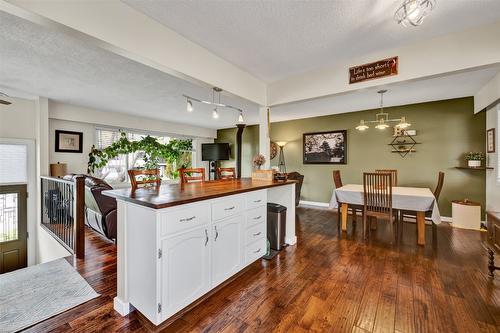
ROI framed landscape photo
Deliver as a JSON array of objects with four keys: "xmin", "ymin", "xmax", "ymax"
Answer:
[
  {"xmin": 487, "ymin": 128, "xmax": 495, "ymax": 153},
  {"xmin": 55, "ymin": 130, "xmax": 83, "ymax": 153},
  {"xmin": 303, "ymin": 130, "xmax": 347, "ymax": 164}
]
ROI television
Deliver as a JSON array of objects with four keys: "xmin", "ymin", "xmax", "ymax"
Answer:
[{"xmin": 202, "ymin": 143, "xmax": 230, "ymax": 161}]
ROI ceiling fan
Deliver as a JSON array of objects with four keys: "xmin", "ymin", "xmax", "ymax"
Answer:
[{"xmin": 0, "ymin": 92, "xmax": 12, "ymax": 105}]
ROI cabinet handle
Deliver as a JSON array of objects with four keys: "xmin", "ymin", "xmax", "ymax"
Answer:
[
  {"xmin": 253, "ymin": 199, "xmax": 262, "ymax": 203},
  {"xmin": 205, "ymin": 229, "xmax": 209, "ymax": 246},
  {"xmin": 253, "ymin": 248, "xmax": 261, "ymax": 254},
  {"xmin": 253, "ymin": 215, "xmax": 262, "ymax": 220},
  {"xmin": 253, "ymin": 232, "xmax": 262, "ymax": 236},
  {"xmin": 214, "ymin": 226, "xmax": 219, "ymax": 241},
  {"xmin": 180, "ymin": 216, "xmax": 196, "ymax": 222},
  {"xmin": 224, "ymin": 206, "xmax": 235, "ymax": 211}
]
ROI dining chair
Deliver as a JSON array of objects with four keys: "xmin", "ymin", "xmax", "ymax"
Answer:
[
  {"xmin": 128, "ymin": 168, "xmax": 161, "ymax": 192},
  {"xmin": 400, "ymin": 171, "xmax": 445, "ymax": 222},
  {"xmin": 363, "ymin": 172, "xmax": 398, "ymax": 242},
  {"xmin": 179, "ymin": 168, "xmax": 206, "ymax": 184},
  {"xmin": 333, "ymin": 170, "xmax": 362, "ymax": 224},
  {"xmin": 287, "ymin": 171, "xmax": 304, "ymax": 207},
  {"xmin": 216, "ymin": 167, "xmax": 236, "ymax": 180},
  {"xmin": 375, "ymin": 169, "xmax": 398, "ymax": 186}
]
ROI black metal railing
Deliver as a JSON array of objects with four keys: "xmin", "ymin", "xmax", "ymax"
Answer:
[{"xmin": 41, "ymin": 176, "xmax": 85, "ymax": 259}]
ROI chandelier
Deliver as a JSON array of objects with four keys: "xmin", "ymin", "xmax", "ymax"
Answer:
[
  {"xmin": 355, "ymin": 90, "xmax": 411, "ymax": 131},
  {"xmin": 394, "ymin": 0, "xmax": 436, "ymax": 27},
  {"xmin": 183, "ymin": 87, "xmax": 244, "ymax": 123}
]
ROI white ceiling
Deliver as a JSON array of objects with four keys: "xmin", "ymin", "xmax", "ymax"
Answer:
[
  {"xmin": 0, "ymin": 11, "xmax": 259, "ymax": 130},
  {"xmin": 270, "ymin": 66, "xmax": 500, "ymax": 123},
  {"xmin": 123, "ymin": 0, "xmax": 500, "ymax": 83}
]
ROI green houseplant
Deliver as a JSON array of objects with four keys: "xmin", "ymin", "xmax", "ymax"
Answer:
[
  {"xmin": 465, "ymin": 152, "xmax": 485, "ymax": 168},
  {"xmin": 87, "ymin": 131, "xmax": 192, "ymax": 179}
]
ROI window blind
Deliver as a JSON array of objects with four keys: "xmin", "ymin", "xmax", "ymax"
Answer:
[{"xmin": 0, "ymin": 144, "xmax": 27, "ymax": 184}]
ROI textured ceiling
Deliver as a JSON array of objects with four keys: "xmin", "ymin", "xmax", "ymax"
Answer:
[
  {"xmin": 123, "ymin": 0, "xmax": 500, "ymax": 82},
  {"xmin": 0, "ymin": 11, "xmax": 259, "ymax": 130},
  {"xmin": 270, "ymin": 66, "xmax": 500, "ymax": 123}
]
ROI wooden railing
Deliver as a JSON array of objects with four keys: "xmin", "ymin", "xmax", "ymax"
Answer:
[{"xmin": 40, "ymin": 176, "xmax": 85, "ymax": 259}]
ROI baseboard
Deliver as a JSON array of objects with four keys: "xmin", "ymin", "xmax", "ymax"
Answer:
[
  {"xmin": 299, "ymin": 200, "xmax": 329, "ymax": 208},
  {"xmin": 114, "ymin": 297, "xmax": 131, "ymax": 316}
]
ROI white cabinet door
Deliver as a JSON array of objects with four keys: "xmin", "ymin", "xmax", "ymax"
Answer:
[
  {"xmin": 211, "ymin": 215, "xmax": 242, "ymax": 287},
  {"xmin": 161, "ymin": 227, "xmax": 210, "ymax": 320}
]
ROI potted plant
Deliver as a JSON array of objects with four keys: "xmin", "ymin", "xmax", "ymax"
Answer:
[
  {"xmin": 465, "ymin": 152, "xmax": 485, "ymax": 168},
  {"xmin": 252, "ymin": 154, "xmax": 266, "ymax": 170}
]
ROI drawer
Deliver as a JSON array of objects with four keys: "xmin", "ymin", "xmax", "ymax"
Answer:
[
  {"xmin": 246, "ymin": 190, "xmax": 267, "ymax": 210},
  {"xmin": 245, "ymin": 222, "xmax": 266, "ymax": 245},
  {"xmin": 160, "ymin": 202, "xmax": 210, "ymax": 237},
  {"xmin": 212, "ymin": 195, "xmax": 243, "ymax": 221},
  {"xmin": 246, "ymin": 206, "xmax": 266, "ymax": 228},
  {"xmin": 245, "ymin": 238, "xmax": 266, "ymax": 265}
]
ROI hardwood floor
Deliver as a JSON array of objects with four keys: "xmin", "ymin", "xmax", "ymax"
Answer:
[{"xmin": 23, "ymin": 206, "xmax": 500, "ymax": 333}]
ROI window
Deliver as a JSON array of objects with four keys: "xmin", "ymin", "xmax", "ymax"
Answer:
[
  {"xmin": 0, "ymin": 144, "xmax": 27, "ymax": 184},
  {"xmin": 94, "ymin": 128, "xmax": 192, "ymax": 184}
]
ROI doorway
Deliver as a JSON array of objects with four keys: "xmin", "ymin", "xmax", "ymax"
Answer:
[{"xmin": 0, "ymin": 184, "xmax": 27, "ymax": 273}]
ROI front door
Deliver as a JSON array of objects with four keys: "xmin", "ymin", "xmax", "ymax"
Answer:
[{"xmin": 0, "ymin": 185, "xmax": 27, "ymax": 273}]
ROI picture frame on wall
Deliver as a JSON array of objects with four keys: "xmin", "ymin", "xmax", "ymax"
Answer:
[
  {"xmin": 55, "ymin": 130, "xmax": 83, "ymax": 153},
  {"xmin": 487, "ymin": 128, "xmax": 495, "ymax": 153},
  {"xmin": 303, "ymin": 130, "xmax": 347, "ymax": 164}
]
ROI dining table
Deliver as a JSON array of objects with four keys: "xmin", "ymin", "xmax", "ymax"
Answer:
[{"xmin": 329, "ymin": 184, "xmax": 441, "ymax": 245}]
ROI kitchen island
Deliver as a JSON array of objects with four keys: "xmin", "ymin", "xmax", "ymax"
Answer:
[{"xmin": 103, "ymin": 178, "xmax": 296, "ymax": 326}]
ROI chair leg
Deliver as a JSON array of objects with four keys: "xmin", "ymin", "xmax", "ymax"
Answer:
[
  {"xmin": 363, "ymin": 213, "xmax": 367, "ymax": 239},
  {"xmin": 337, "ymin": 206, "xmax": 341, "ymax": 232},
  {"xmin": 352, "ymin": 208, "xmax": 357, "ymax": 223}
]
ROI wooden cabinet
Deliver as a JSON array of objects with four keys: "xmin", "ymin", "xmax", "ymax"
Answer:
[
  {"xmin": 161, "ymin": 227, "xmax": 210, "ymax": 320},
  {"xmin": 211, "ymin": 216, "xmax": 242, "ymax": 287}
]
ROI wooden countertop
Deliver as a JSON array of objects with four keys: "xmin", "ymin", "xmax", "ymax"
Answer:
[{"xmin": 103, "ymin": 178, "xmax": 296, "ymax": 209}]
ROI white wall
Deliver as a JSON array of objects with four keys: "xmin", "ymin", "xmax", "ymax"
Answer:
[
  {"xmin": 476, "ymin": 71, "xmax": 500, "ymax": 113},
  {"xmin": 49, "ymin": 119, "xmax": 95, "ymax": 174},
  {"xmin": 486, "ymin": 104, "xmax": 500, "ymax": 212}
]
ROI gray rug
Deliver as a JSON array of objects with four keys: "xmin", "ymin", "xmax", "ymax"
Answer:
[{"xmin": 0, "ymin": 258, "xmax": 99, "ymax": 332}]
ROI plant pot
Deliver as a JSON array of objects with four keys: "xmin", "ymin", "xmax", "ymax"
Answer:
[{"xmin": 468, "ymin": 160, "xmax": 481, "ymax": 168}]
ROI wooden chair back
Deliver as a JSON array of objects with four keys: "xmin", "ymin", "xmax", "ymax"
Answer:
[
  {"xmin": 433, "ymin": 171, "xmax": 445, "ymax": 201},
  {"xmin": 375, "ymin": 169, "xmax": 398, "ymax": 186},
  {"xmin": 363, "ymin": 172, "xmax": 393, "ymax": 216},
  {"xmin": 216, "ymin": 167, "xmax": 236, "ymax": 180},
  {"xmin": 332, "ymin": 170, "xmax": 343, "ymax": 188},
  {"xmin": 179, "ymin": 168, "xmax": 206, "ymax": 184},
  {"xmin": 128, "ymin": 169, "xmax": 161, "ymax": 192}
]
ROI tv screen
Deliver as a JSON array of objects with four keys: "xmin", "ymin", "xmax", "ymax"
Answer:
[{"xmin": 202, "ymin": 143, "xmax": 230, "ymax": 161}]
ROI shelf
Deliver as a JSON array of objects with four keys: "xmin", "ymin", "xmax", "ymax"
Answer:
[
  {"xmin": 455, "ymin": 166, "xmax": 493, "ymax": 170},
  {"xmin": 387, "ymin": 142, "xmax": 421, "ymax": 146}
]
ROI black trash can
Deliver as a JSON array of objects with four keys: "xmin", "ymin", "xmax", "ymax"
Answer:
[{"xmin": 267, "ymin": 203, "xmax": 286, "ymax": 251}]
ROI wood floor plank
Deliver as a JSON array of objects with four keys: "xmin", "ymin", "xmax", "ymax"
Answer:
[{"xmin": 19, "ymin": 207, "xmax": 500, "ymax": 332}]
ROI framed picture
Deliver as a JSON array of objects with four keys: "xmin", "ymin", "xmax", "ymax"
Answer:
[
  {"xmin": 303, "ymin": 130, "xmax": 347, "ymax": 164},
  {"xmin": 55, "ymin": 130, "xmax": 83, "ymax": 153},
  {"xmin": 487, "ymin": 128, "xmax": 495, "ymax": 153}
]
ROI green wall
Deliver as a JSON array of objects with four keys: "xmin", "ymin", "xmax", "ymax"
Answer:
[
  {"xmin": 217, "ymin": 97, "xmax": 486, "ymax": 217},
  {"xmin": 216, "ymin": 124, "xmax": 259, "ymax": 178}
]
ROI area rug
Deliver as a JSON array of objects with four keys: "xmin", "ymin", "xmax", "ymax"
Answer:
[{"xmin": 0, "ymin": 258, "xmax": 99, "ymax": 332}]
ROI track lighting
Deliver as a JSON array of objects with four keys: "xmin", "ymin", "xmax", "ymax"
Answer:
[
  {"xmin": 183, "ymin": 87, "xmax": 244, "ymax": 123},
  {"xmin": 238, "ymin": 111, "xmax": 244, "ymax": 123},
  {"xmin": 186, "ymin": 100, "xmax": 193, "ymax": 112},
  {"xmin": 212, "ymin": 108, "xmax": 219, "ymax": 119}
]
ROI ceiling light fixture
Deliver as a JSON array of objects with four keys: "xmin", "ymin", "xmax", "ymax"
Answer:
[
  {"xmin": 183, "ymin": 87, "xmax": 244, "ymax": 123},
  {"xmin": 394, "ymin": 0, "xmax": 436, "ymax": 27},
  {"xmin": 186, "ymin": 99, "xmax": 193, "ymax": 112},
  {"xmin": 356, "ymin": 90, "xmax": 412, "ymax": 132},
  {"xmin": 0, "ymin": 92, "xmax": 12, "ymax": 105}
]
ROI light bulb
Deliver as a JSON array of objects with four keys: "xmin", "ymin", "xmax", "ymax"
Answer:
[
  {"xmin": 356, "ymin": 120, "xmax": 369, "ymax": 131},
  {"xmin": 375, "ymin": 118, "xmax": 389, "ymax": 130},
  {"xmin": 186, "ymin": 100, "xmax": 193, "ymax": 112},
  {"xmin": 238, "ymin": 111, "xmax": 244, "ymax": 123},
  {"xmin": 397, "ymin": 117, "xmax": 411, "ymax": 129},
  {"xmin": 212, "ymin": 108, "xmax": 219, "ymax": 119}
]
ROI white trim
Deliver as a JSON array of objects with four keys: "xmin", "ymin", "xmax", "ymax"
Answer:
[
  {"xmin": 0, "ymin": 138, "xmax": 36, "ymax": 266},
  {"xmin": 299, "ymin": 200, "xmax": 330, "ymax": 208}
]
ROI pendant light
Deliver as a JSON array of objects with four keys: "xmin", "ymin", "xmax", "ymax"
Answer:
[
  {"xmin": 212, "ymin": 107, "xmax": 219, "ymax": 119},
  {"xmin": 186, "ymin": 99, "xmax": 193, "ymax": 112},
  {"xmin": 238, "ymin": 111, "xmax": 244, "ymax": 123},
  {"xmin": 183, "ymin": 87, "xmax": 245, "ymax": 123},
  {"xmin": 394, "ymin": 0, "xmax": 436, "ymax": 27}
]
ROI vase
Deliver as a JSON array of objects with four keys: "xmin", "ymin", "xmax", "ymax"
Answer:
[{"xmin": 468, "ymin": 160, "xmax": 481, "ymax": 168}]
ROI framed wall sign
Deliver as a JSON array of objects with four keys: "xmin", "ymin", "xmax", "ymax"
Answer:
[
  {"xmin": 303, "ymin": 130, "xmax": 347, "ymax": 164},
  {"xmin": 487, "ymin": 128, "xmax": 495, "ymax": 153},
  {"xmin": 55, "ymin": 130, "xmax": 83, "ymax": 153},
  {"xmin": 349, "ymin": 56, "xmax": 398, "ymax": 84}
]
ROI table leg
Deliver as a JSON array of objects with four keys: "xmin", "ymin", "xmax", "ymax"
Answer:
[
  {"xmin": 341, "ymin": 203, "xmax": 348, "ymax": 231},
  {"xmin": 416, "ymin": 211, "xmax": 425, "ymax": 246}
]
